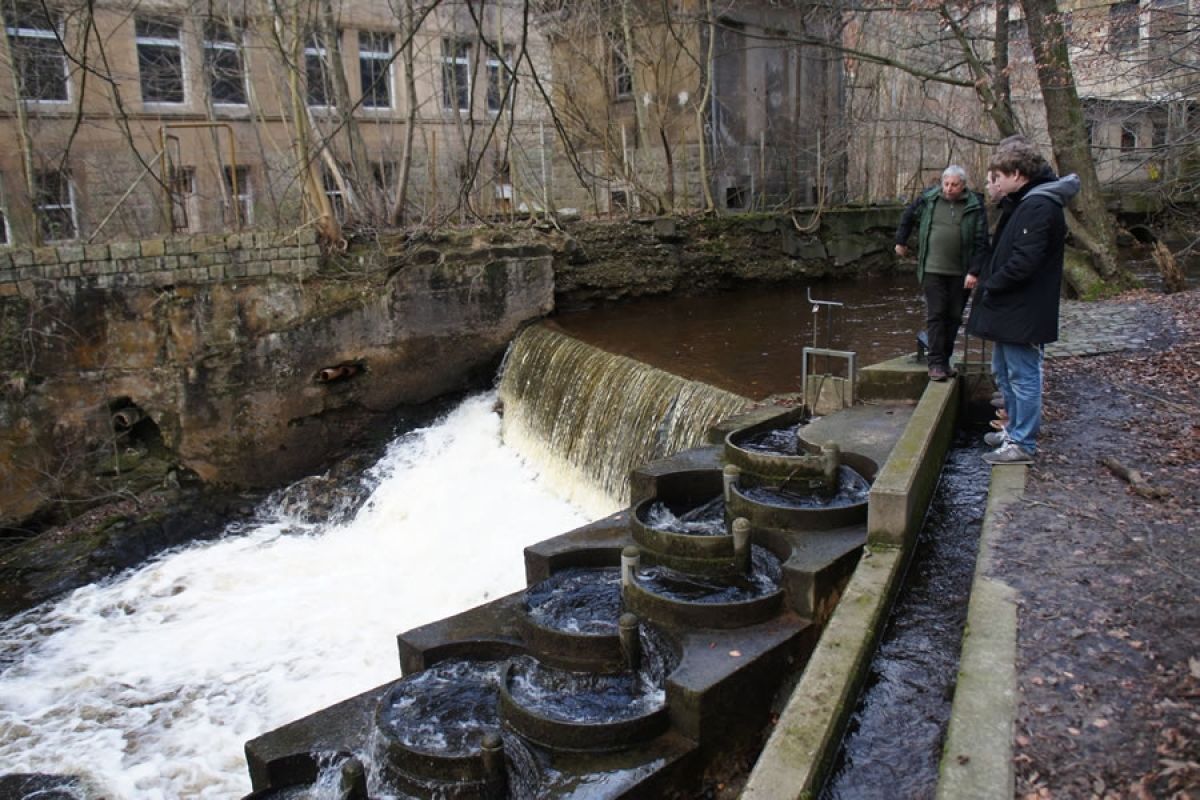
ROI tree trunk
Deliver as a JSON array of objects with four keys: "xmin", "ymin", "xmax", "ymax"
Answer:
[
  {"xmin": 1021, "ymin": 0, "xmax": 1132, "ymax": 288},
  {"xmin": 392, "ymin": 0, "xmax": 418, "ymax": 227}
]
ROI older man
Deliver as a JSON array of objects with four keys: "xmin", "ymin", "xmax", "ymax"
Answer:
[{"xmin": 894, "ymin": 166, "xmax": 990, "ymax": 381}]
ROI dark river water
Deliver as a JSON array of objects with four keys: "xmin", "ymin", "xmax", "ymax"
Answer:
[{"xmin": 553, "ymin": 272, "xmax": 925, "ymax": 399}]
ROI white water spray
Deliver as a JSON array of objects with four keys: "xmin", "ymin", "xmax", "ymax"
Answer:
[{"xmin": 0, "ymin": 394, "xmax": 588, "ymax": 799}]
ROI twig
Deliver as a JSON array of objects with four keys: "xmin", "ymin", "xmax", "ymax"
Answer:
[{"xmin": 1099, "ymin": 457, "xmax": 1172, "ymax": 500}]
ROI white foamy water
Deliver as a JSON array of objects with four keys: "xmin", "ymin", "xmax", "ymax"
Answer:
[{"xmin": 0, "ymin": 393, "xmax": 589, "ymax": 799}]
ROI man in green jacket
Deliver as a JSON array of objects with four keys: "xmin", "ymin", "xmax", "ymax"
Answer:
[{"xmin": 894, "ymin": 165, "xmax": 990, "ymax": 381}]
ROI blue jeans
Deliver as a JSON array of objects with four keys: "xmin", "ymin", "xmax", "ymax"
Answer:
[{"xmin": 992, "ymin": 342, "xmax": 1044, "ymax": 454}]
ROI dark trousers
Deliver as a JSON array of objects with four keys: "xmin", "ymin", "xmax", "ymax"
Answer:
[{"xmin": 922, "ymin": 273, "xmax": 966, "ymax": 369}]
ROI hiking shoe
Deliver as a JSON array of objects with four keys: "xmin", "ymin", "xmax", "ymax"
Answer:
[
  {"xmin": 929, "ymin": 365, "xmax": 948, "ymax": 381},
  {"xmin": 982, "ymin": 442, "xmax": 1034, "ymax": 465},
  {"xmin": 984, "ymin": 431, "xmax": 1009, "ymax": 447}
]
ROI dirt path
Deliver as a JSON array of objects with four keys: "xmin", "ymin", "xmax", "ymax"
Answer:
[{"xmin": 989, "ymin": 289, "xmax": 1200, "ymax": 798}]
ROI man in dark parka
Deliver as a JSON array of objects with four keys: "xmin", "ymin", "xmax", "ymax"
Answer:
[{"xmin": 966, "ymin": 142, "xmax": 1080, "ymax": 465}]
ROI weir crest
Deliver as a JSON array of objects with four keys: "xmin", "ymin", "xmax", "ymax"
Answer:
[{"xmin": 498, "ymin": 323, "xmax": 752, "ymax": 518}]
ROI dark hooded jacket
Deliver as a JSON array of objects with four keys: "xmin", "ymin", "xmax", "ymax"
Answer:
[{"xmin": 966, "ymin": 170, "xmax": 1081, "ymax": 345}]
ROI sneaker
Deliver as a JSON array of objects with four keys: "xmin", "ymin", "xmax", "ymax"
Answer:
[
  {"xmin": 982, "ymin": 442, "xmax": 1034, "ymax": 465},
  {"xmin": 929, "ymin": 365, "xmax": 948, "ymax": 381},
  {"xmin": 990, "ymin": 396, "xmax": 1006, "ymax": 409},
  {"xmin": 989, "ymin": 419, "xmax": 1006, "ymax": 431},
  {"xmin": 984, "ymin": 431, "xmax": 1009, "ymax": 447}
]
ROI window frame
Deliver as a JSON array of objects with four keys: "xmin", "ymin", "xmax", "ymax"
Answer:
[
  {"xmin": 609, "ymin": 32, "xmax": 632, "ymax": 99},
  {"xmin": 4, "ymin": 3, "xmax": 70, "ymax": 103},
  {"xmin": 304, "ymin": 30, "xmax": 337, "ymax": 109},
  {"xmin": 168, "ymin": 165, "xmax": 197, "ymax": 232},
  {"xmin": 358, "ymin": 30, "xmax": 394, "ymax": 110},
  {"xmin": 223, "ymin": 165, "xmax": 252, "ymax": 228},
  {"xmin": 135, "ymin": 16, "xmax": 187, "ymax": 106},
  {"xmin": 203, "ymin": 19, "xmax": 248, "ymax": 107},
  {"xmin": 441, "ymin": 38, "xmax": 471, "ymax": 112},
  {"xmin": 34, "ymin": 170, "xmax": 77, "ymax": 242},
  {"xmin": 1106, "ymin": 1, "xmax": 1140, "ymax": 53},
  {"xmin": 486, "ymin": 44, "xmax": 514, "ymax": 113}
]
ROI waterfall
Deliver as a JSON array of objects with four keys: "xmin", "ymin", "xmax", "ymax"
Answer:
[{"xmin": 499, "ymin": 324, "xmax": 752, "ymax": 517}]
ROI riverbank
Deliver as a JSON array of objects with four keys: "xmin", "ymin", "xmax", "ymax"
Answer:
[{"xmin": 947, "ymin": 288, "xmax": 1199, "ymax": 798}]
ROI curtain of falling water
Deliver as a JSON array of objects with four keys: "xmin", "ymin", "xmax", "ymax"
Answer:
[
  {"xmin": 0, "ymin": 395, "xmax": 589, "ymax": 799},
  {"xmin": 498, "ymin": 324, "xmax": 753, "ymax": 518}
]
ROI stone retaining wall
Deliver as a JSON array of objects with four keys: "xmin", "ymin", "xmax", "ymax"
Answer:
[{"xmin": 0, "ymin": 230, "xmax": 323, "ymax": 296}]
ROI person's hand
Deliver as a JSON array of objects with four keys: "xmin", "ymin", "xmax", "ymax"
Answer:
[
  {"xmin": 964, "ymin": 274, "xmax": 978, "ymax": 290},
  {"xmin": 894, "ymin": 244, "xmax": 909, "ymax": 257}
]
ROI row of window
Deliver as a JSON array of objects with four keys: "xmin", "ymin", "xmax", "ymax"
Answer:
[
  {"xmin": 4, "ymin": 4, "xmax": 515, "ymax": 113},
  {"xmin": 1006, "ymin": 0, "xmax": 1191, "ymax": 56}
]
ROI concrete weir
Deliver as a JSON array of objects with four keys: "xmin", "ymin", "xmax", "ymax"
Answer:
[{"xmin": 242, "ymin": 335, "xmax": 956, "ymax": 798}]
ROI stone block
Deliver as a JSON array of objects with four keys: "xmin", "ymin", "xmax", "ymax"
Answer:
[
  {"xmin": 81, "ymin": 261, "xmax": 101, "ymax": 276},
  {"xmin": 0, "ymin": 252, "xmax": 11, "ymax": 269},
  {"xmin": 34, "ymin": 246, "xmax": 59, "ymax": 264},
  {"xmin": 246, "ymin": 261, "xmax": 270, "ymax": 278},
  {"xmin": 165, "ymin": 238, "xmax": 188, "ymax": 255},
  {"xmin": 0, "ymin": 268, "xmax": 15, "ymax": 283},
  {"xmin": 83, "ymin": 243, "xmax": 110, "ymax": 261},
  {"xmin": 0, "ymin": 282, "xmax": 18, "ymax": 297},
  {"xmin": 137, "ymin": 257, "xmax": 159, "ymax": 273},
  {"xmin": 109, "ymin": 241, "xmax": 140, "ymax": 261},
  {"xmin": 65, "ymin": 262, "xmax": 83, "ymax": 277},
  {"xmin": 44, "ymin": 264, "xmax": 66, "ymax": 279},
  {"xmin": 188, "ymin": 267, "xmax": 209, "ymax": 283},
  {"xmin": 17, "ymin": 265, "xmax": 43, "ymax": 281},
  {"xmin": 229, "ymin": 263, "xmax": 248, "ymax": 278},
  {"xmin": 56, "ymin": 244, "xmax": 84, "ymax": 263},
  {"xmin": 208, "ymin": 265, "xmax": 226, "ymax": 280},
  {"xmin": 160, "ymin": 255, "xmax": 178, "ymax": 270},
  {"xmin": 95, "ymin": 274, "xmax": 114, "ymax": 289},
  {"xmin": 141, "ymin": 239, "xmax": 166, "ymax": 257},
  {"xmin": 11, "ymin": 250, "xmax": 34, "ymax": 266},
  {"xmin": 297, "ymin": 228, "xmax": 317, "ymax": 246},
  {"xmin": 149, "ymin": 270, "xmax": 175, "ymax": 284}
]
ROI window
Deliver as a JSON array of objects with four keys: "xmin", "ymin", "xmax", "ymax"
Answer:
[
  {"xmin": 1152, "ymin": 120, "xmax": 1167, "ymax": 149},
  {"xmin": 305, "ymin": 31, "xmax": 336, "ymax": 107},
  {"xmin": 609, "ymin": 188, "xmax": 629, "ymax": 213},
  {"xmin": 136, "ymin": 18, "xmax": 185, "ymax": 104},
  {"xmin": 441, "ymin": 39, "xmax": 471, "ymax": 111},
  {"xmin": 486, "ymin": 45, "xmax": 513, "ymax": 112},
  {"xmin": 5, "ymin": 2, "xmax": 68, "ymax": 102},
  {"xmin": 34, "ymin": 170, "xmax": 76, "ymax": 241},
  {"xmin": 1107, "ymin": 2, "xmax": 1139, "ymax": 52},
  {"xmin": 358, "ymin": 31, "xmax": 392, "ymax": 109},
  {"xmin": 372, "ymin": 160, "xmax": 397, "ymax": 209},
  {"xmin": 610, "ymin": 33, "xmax": 632, "ymax": 98},
  {"xmin": 168, "ymin": 166, "xmax": 196, "ymax": 231},
  {"xmin": 203, "ymin": 20, "xmax": 246, "ymax": 105},
  {"xmin": 322, "ymin": 166, "xmax": 349, "ymax": 221},
  {"xmin": 223, "ymin": 165, "xmax": 251, "ymax": 227},
  {"xmin": 726, "ymin": 185, "xmax": 748, "ymax": 209},
  {"xmin": 1120, "ymin": 122, "xmax": 1138, "ymax": 151},
  {"xmin": 1085, "ymin": 118, "xmax": 1097, "ymax": 146}
]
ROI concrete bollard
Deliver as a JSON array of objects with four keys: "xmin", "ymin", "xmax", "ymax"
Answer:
[
  {"xmin": 723, "ymin": 464, "xmax": 741, "ymax": 503},
  {"xmin": 621, "ymin": 546, "xmax": 641, "ymax": 588},
  {"xmin": 619, "ymin": 612, "xmax": 641, "ymax": 672},
  {"xmin": 733, "ymin": 517, "xmax": 751, "ymax": 573}
]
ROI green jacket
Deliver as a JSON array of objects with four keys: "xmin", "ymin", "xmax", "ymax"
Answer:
[{"xmin": 895, "ymin": 185, "xmax": 990, "ymax": 282}]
